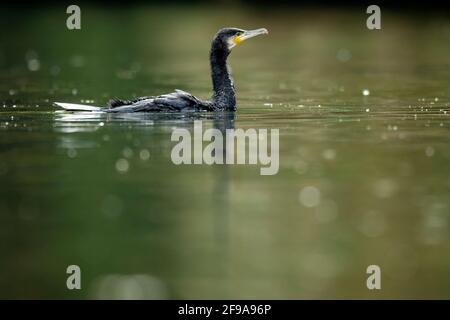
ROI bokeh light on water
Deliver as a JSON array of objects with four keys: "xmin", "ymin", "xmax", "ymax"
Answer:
[{"xmin": 0, "ymin": 5, "xmax": 450, "ymax": 299}]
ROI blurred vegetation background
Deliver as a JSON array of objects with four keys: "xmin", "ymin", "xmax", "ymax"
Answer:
[{"xmin": 0, "ymin": 1, "xmax": 450, "ymax": 299}]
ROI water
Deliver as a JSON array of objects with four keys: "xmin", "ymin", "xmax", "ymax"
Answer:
[{"xmin": 1, "ymin": 6, "xmax": 450, "ymax": 299}]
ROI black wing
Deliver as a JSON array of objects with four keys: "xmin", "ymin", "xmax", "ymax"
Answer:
[{"xmin": 106, "ymin": 90, "xmax": 214, "ymax": 113}]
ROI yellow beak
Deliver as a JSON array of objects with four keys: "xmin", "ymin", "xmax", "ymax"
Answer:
[{"xmin": 232, "ymin": 28, "xmax": 268, "ymax": 48}]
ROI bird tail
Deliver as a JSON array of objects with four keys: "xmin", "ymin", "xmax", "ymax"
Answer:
[{"xmin": 54, "ymin": 102, "xmax": 102, "ymax": 112}]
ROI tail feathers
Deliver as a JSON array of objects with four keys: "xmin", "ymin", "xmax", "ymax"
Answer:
[{"xmin": 54, "ymin": 102, "xmax": 102, "ymax": 112}]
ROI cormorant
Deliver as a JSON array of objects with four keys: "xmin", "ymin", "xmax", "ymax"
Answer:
[{"xmin": 55, "ymin": 27, "xmax": 268, "ymax": 113}]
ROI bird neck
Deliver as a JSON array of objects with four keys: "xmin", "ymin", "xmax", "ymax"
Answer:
[{"xmin": 210, "ymin": 47, "xmax": 236, "ymax": 111}]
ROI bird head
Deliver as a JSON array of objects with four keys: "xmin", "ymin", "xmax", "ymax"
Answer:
[{"xmin": 213, "ymin": 27, "xmax": 268, "ymax": 52}]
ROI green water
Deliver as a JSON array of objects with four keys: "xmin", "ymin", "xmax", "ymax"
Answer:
[{"xmin": 1, "ymin": 6, "xmax": 450, "ymax": 299}]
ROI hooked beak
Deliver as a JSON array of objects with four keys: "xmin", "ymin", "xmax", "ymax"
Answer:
[
  {"xmin": 231, "ymin": 28, "xmax": 268, "ymax": 48},
  {"xmin": 240, "ymin": 28, "xmax": 269, "ymax": 41}
]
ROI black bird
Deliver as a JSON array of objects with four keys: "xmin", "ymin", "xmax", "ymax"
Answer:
[{"xmin": 55, "ymin": 27, "xmax": 268, "ymax": 113}]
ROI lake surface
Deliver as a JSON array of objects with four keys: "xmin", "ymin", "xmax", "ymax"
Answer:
[{"xmin": 1, "ymin": 6, "xmax": 450, "ymax": 299}]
